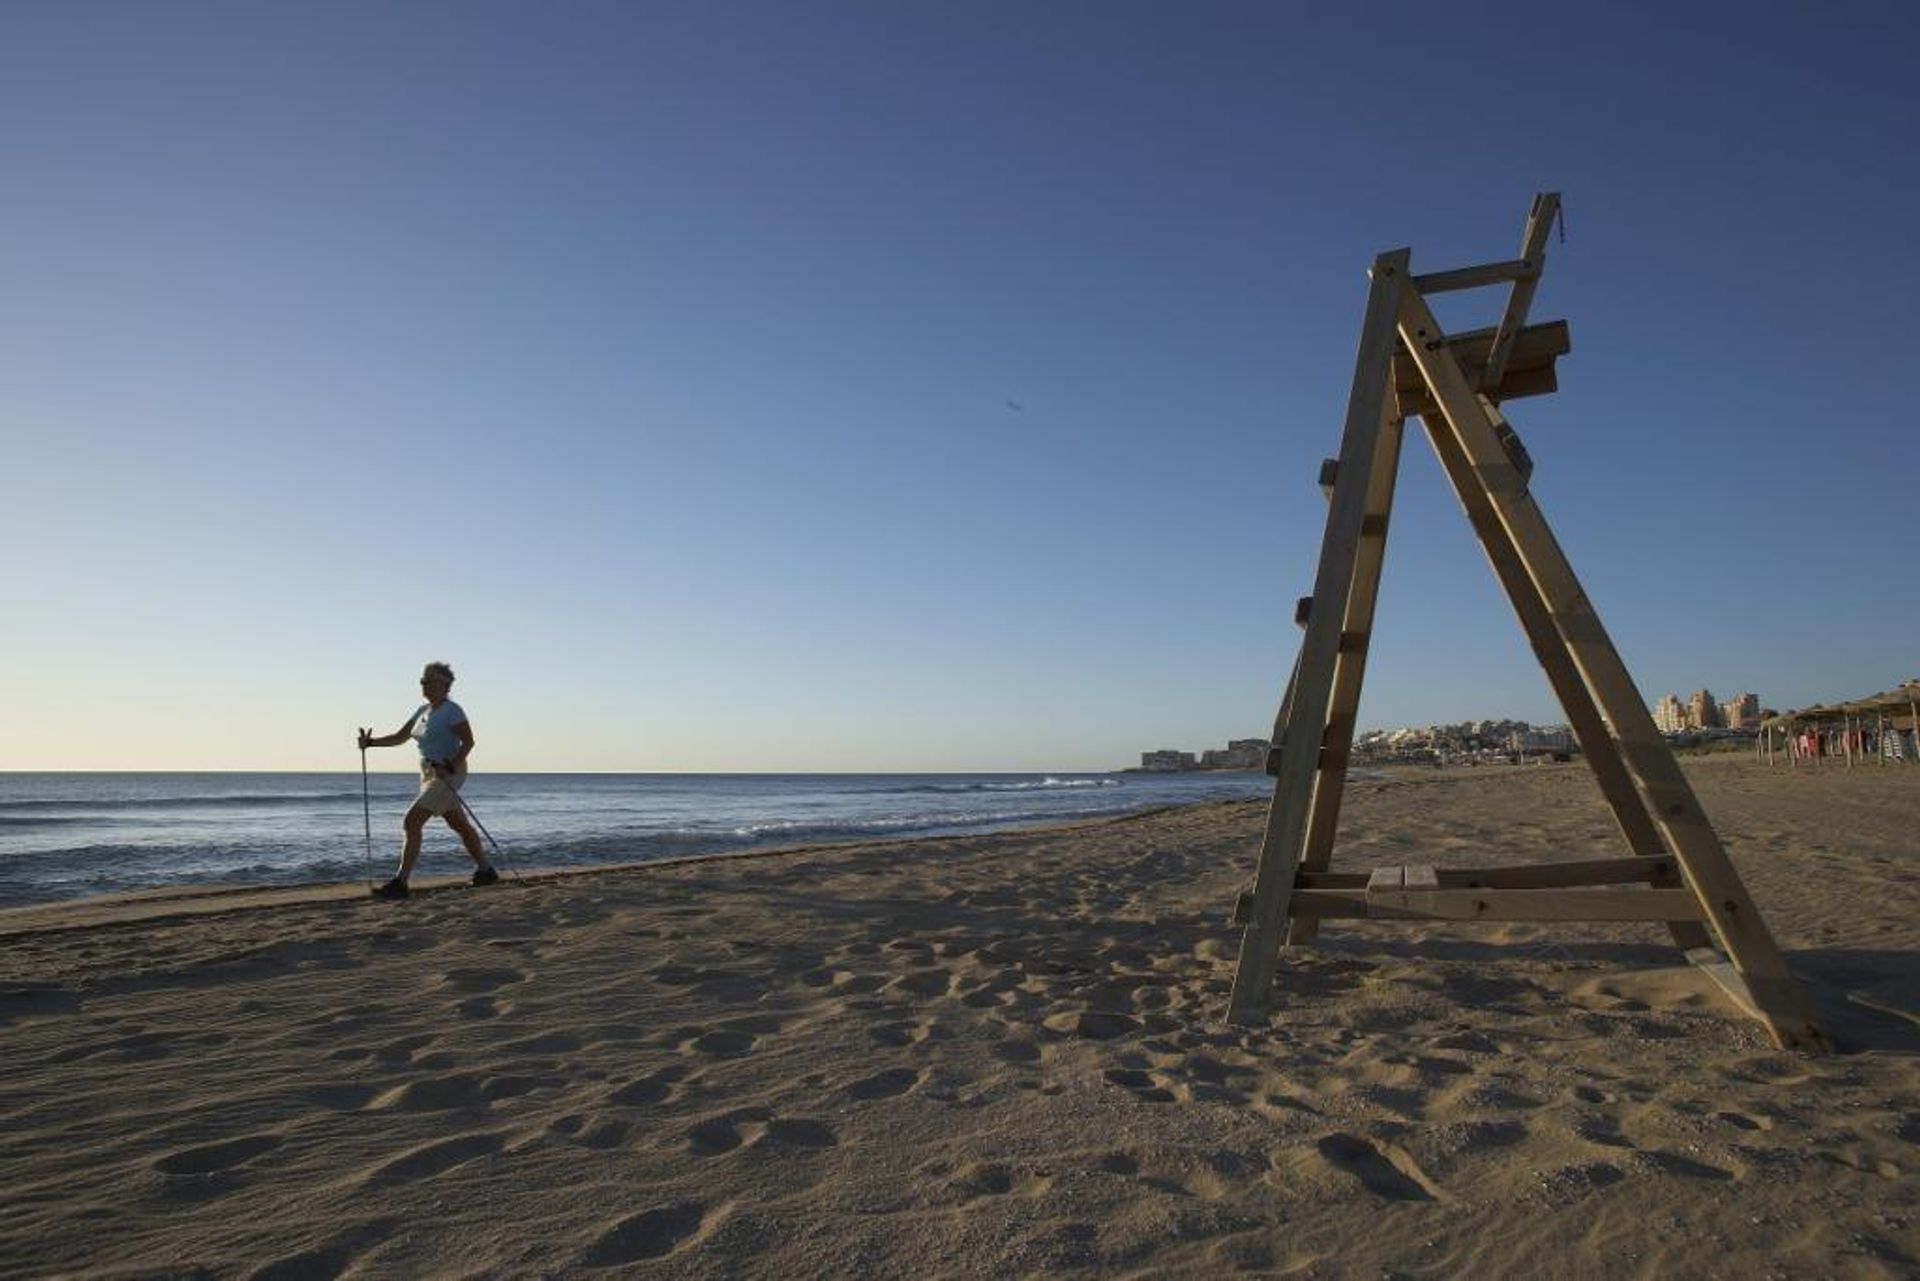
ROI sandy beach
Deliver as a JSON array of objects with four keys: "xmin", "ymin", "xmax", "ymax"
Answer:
[{"xmin": 2, "ymin": 755, "xmax": 1914, "ymax": 1277}]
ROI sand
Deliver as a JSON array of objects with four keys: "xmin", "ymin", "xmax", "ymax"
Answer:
[{"xmin": 1, "ymin": 755, "xmax": 1915, "ymax": 1278}]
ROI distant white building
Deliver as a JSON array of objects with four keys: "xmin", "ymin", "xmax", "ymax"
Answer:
[{"xmin": 1653, "ymin": 694, "xmax": 1686, "ymax": 734}]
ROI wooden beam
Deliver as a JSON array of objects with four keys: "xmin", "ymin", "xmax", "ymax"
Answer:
[
  {"xmin": 1412, "ymin": 258, "xmax": 1538, "ymax": 294},
  {"xmin": 1228, "ymin": 249, "xmax": 1409, "ymax": 1027},
  {"xmin": 1482, "ymin": 192, "xmax": 1561, "ymax": 388},
  {"xmin": 1398, "ymin": 286, "xmax": 1828, "ymax": 1054},
  {"xmin": 1236, "ymin": 857, "xmax": 1680, "ymax": 919},
  {"xmin": 1292, "ymin": 887, "xmax": 1706, "ymax": 923}
]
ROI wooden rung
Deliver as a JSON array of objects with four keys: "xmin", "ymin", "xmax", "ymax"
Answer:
[
  {"xmin": 1293, "ymin": 887, "xmax": 1706, "ymax": 923},
  {"xmin": 1411, "ymin": 258, "xmax": 1538, "ymax": 294},
  {"xmin": 1295, "ymin": 857, "xmax": 1674, "ymax": 892}
]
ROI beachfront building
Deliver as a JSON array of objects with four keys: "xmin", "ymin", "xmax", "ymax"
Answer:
[
  {"xmin": 1140, "ymin": 749, "xmax": 1197, "ymax": 772},
  {"xmin": 1688, "ymin": 689, "xmax": 1722, "ymax": 729},
  {"xmin": 1721, "ymin": 692, "xmax": 1761, "ymax": 730},
  {"xmin": 1653, "ymin": 694, "xmax": 1686, "ymax": 733},
  {"xmin": 1199, "ymin": 739, "xmax": 1268, "ymax": 770}
]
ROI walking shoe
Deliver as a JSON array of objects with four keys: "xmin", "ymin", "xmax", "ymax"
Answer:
[
  {"xmin": 472, "ymin": 865, "xmax": 500, "ymax": 887},
  {"xmin": 372, "ymin": 877, "xmax": 409, "ymax": 901}
]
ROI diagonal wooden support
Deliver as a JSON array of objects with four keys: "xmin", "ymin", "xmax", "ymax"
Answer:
[
  {"xmin": 1396, "ymin": 286, "xmax": 1827, "ymax": 1053},
  {"xmin": 1482, "ymin": 192, "xmax": 1560, "ymax": 389},
  {"xmin": 1227, "ymin": 249, "xmax": 1408, "ymax": 1027},
  {"xmin": 1415, "ymin": 411, "xmax": 1713, "ymax": 953}
]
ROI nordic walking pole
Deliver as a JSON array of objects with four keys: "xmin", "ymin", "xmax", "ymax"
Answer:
[
  {"xmin": 455, "ymin": 791, "xmax": 519, "ymax": 880},
  {"xmin": 360, "ymin": 735, "xmax": 375, "ymax": 890}
]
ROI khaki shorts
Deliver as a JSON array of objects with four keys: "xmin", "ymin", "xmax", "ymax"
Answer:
[{"xmin": 414, "ymin": 760, "xmax": 469, "ymax": 816}]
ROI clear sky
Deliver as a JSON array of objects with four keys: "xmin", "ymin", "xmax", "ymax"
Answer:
[{"xmin": 3, "ymin": 2, "xmax": 1915, "ymax": 772}]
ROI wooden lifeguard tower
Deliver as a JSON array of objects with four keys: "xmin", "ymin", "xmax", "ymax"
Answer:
[{"xmin": 1227, "ymin": 194, "xmax": 1827, "ymax": 1053}]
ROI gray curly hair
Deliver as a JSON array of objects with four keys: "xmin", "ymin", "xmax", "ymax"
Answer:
[{"xmin": 421, "ymin": 661, "xmax": 456, "ymax": 685}]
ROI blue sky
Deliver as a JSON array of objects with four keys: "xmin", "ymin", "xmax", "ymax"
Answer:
[{"xmin": 3, "ymin": 2, "xmax": 1914, "ymax": 771}]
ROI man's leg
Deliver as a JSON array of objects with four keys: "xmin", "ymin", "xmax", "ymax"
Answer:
[{"xmin": 398, "ymin": 805, "xmax": 431, "ymax": 881}]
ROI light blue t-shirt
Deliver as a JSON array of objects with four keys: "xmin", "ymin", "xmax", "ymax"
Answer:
[{"xmin": 411, "ymin": 700, "xmax": 468, "ymax": 765}]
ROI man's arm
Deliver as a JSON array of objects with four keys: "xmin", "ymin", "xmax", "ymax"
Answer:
[
  {"xmin": 359, "ymin": 713, "xmax": 421, "ymax": 750},
  {"xmin": 447, "ymin": 719, "xmax": 476, "ymax": 771}
]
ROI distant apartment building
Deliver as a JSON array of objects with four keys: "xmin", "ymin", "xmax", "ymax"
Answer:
[
  {"xmin": 1720, "ymin": 692, "xmax": 1760, "ymax": 730},
  {"xmin": 1653, "ymin": 694, "xmax": 1686, "ymax": 733},
  {"xmin": 1199, "ymin": 739, "xmax": 1268, "ymax": 770},
  {"xmin": 1653, "ymin": 688, "xmax": 1761, "ymax": 732},
  {"xmin": 1140, "ymin": 749, "xmax": 1197, "ymax": 772}
]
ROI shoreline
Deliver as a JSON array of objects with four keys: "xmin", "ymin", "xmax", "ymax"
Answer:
[
  {"xmin": 3, "ymin": 756, "xmax": 1914, "ymax": 1276},
  {"xmin": 0, "ymin": 799, "xmax": 1227, "ymax": 941}
]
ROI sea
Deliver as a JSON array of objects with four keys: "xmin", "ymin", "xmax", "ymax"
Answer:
[{"xmin": 0, "ymin": 771, "xmax": 1277, "ymax": 908}]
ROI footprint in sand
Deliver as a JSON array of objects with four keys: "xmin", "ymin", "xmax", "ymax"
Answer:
[
  {"xmin": 1312, "ymin": 1132, "xmax": 1446, "ymax": 1202},
  {"xmin": 686, "ymin": 1029, "xmax": 757, "ymax": 1057},
  {"xmin": 991, "ymin": 1037, "xmax": 1043, "ymax": 1064},
  {"xmin": 580, "ymin": 1200, "xmax": 722, "ymax": 1267},
  {"xmin": 845, "ymin": 1067, "xmax": 923, "ymax": 1101},
  {"xmin": 1103, "ymin": 1067, "xmax": 1177, "ymax": 1104},
  {"xmin": 684, "ymin": 1110, "xmax": 839, "ymax": 1157},
  {"xmin": 297, "ymin": 1083, "xmax": 379, "ymax": 1112},
  {"xmin": 545, "ymin": 1115, "xmax": 632, "ymax": 1150},
  {"xmin": 678, "ymin": 1015, "xmax": 783, "ymax": 1058},
  {"xmin": 363, "ymin": 1132, "xmax": 505, "ymax": 1185},
  {"xmin": 456, "ymin": 995, "xmax": 508, "ymax": 1020},
  {"xmin": 247, "ymin": 1218, "xmax": 398, "ymax": 1281},
  {"xmin": 154, "ymin": 1134, "xmax": 283, "ymax": 1177},
  {"xmin": 886, "ymin": 969, "xmax": 954, "ymax": 998},
  {"xmin": 606, "ymin": 1066, "xmax": 688, "ymax": 1108},
  {"xmin": 1043, "ymin": 1011, "xmax": 1142, "ymax": 1041},
  {"xmin": 1637, "ymin": 1150, "xmax": 1735, "ymax": 1181}
]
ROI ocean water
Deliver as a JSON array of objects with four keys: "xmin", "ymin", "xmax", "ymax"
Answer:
[{"xmin": 0, "ymin": 771, "xmax": 1276, "ymax": 907}]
